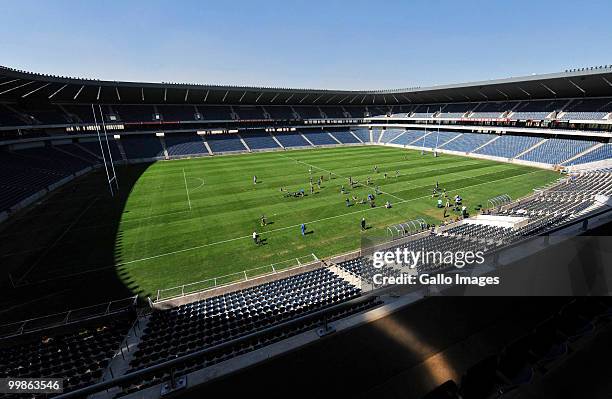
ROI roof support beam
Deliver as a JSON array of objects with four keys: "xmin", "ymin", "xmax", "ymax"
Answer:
[
  {"xmin": 496, "ymin": 89, "xmax": 509, "ymax": 100},
  {"xmin": 115, "ymin": 87, "xmax": 121, "ymax": 101},
  {"xmin": 221, "ymin": 90, "xmax": 229, "ymax": 103},
  {"xmin": 49, "ymin": 84, "xmax": 67, "ymax": 99},
  {"xmin": 312, "ymin": 94, "xmax": 323, "ymax": 104},
  {"xmin": 517, "ymin": 87, "xmax": 531, "ymax": 97},
  {"xmin": 269, "ymin": 93, "xmax": 279, "ymax": 103},
  {"xmin": 73, "ymin": 85, "xmax": 85, "ymax": 100},
  {"xmin": 141, "ymin": 88, "xmax": 145, "ymax": 102},
  {"xmin": 0, "ymin": 79, "xmax": 19, "ymax": 87},
  {"xmin": 0, "ymin": 80, "xmax": 35, "ymax": 95},
  {"xmin": 567, "ymin": 79, "xmax": 586, "ymax": 94},
  {"xmin": 163, "ymin": 88, "xmax": 167, "ymax": 102},
  {"xmin": 540, "ymin": 83, "xmax": 556, "ymax": 96},
  {"xmin": 284, "ymin": 93, "xmax": 295, "ymax": 103},
  {"xmin": 299, "ymin": 94, "xmax": 309, "ymax": 103},
  {"xmin": 601, "ymin": 76, "xmax": 612, "ymax": 87},
  {"xmin": 97, "ymin": 86, "xmax": 102, "ymax": 101},
  {"xmin": 203, "ymin": 90, "xmax": 210, "ymax": 102},
  {"xmin": 22, "ymin": 82, "xmax": 51, "ymax": 98},
  {"xmin": 348, "ymin": 95, "xmax": 359, "ymax": 104},
  {"xmin": 255, "ymin": 92, "xmax": 264, "ymax": 103},
  {"xmin": 477, "ymin": 90, "xmax": 488, "ymax": 100},
  {"xmin": 238, "ymin": 91, "xmax": 247, "ymax": 103},
  {"xmin": 325, "ymin": 94, "xmax": 337, "ymax": 104}
]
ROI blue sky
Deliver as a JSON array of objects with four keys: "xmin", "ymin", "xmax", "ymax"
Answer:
[{"xmin": 1, "ymin": 0, "xmax": 611, "ymax": 90}]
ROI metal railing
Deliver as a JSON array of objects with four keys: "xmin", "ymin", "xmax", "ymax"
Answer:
[
  {"xmin": 155, "ymin": 253, "xmax": 319, "ymax": 302},
  {"xmin": 0, "ymin": 296, "xmax": 138, "ymax": 340}
]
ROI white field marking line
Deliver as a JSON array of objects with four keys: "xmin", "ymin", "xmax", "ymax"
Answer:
[
  {"xmin": 189, "ymin": 177, "xmax": 205, "ymax": 192},
  {"xmin": 182, "ymin": 168, "xmax": 192, "ymax": 211},
  {"xmin": 116, "ymin": 168, "xmax": 543, "ymax": 267},
  {"xmin": 277, "ymin": 153, "xmax": 407, "ymax": 202},
  {"xmin": 16, "ymin": 198, "xmax": 98, "ymax": 284}
]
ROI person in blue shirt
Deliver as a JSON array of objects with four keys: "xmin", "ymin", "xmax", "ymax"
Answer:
[{"xmin": 301, "ymin": 223, "xmax": 306, "ymax": 236}]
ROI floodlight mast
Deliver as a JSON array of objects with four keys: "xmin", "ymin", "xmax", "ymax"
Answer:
[{"xmin": 91, "ymin": 104, "xmax": 118, "ymax": 196}]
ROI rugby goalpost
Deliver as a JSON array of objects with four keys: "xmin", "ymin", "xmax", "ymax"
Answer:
[{"xmin": 91, "ymin": 104, "xmax": 119, "ymax": 196}]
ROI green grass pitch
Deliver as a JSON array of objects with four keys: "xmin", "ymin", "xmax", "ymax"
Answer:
[{"xmin": 1, "ymin": 145, "xmax": 559, "ymax": 310}]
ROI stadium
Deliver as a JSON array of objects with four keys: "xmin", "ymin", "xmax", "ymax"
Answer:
[{"xmin": 1, "ymin": 3, "xmax": 612, "ymax": 399}]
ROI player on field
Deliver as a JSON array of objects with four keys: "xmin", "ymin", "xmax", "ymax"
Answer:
[
  {"xmin": 361, "ymin": 217, "xmax": 366, "ymax": 230},
  {"xmin": 253, "ymin": 175, "xmax": 257, "ymax": 185}
]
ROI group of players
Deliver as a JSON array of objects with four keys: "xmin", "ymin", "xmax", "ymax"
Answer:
[
  {"xmin": 432, "ymin": 181, "xmax": 468, "ymax": 218},
  {"xmin": 251, "ymin": 164, "xmax": 399, "ymax": 245}
]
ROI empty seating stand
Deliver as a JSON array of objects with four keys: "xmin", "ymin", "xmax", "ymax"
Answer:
[
  {"xmin": 519, "ymin": 138, "xmax": 596, "ymax": 164},
  {"xmin": 240, "ymin": 131, "xmax": 281, "ymax": 150},
  {"xmin": 273, "ymin": 132, "xmax": 311, "ymax": 147},
  {"xmin": 123, "ymin": 267, "xmax": 369, "ymax": 393},
  {"xmin": 301, "ymin": 130, "xmax": 337, "ymax": 145},
  {"xmin": 165, "ymin": 133, "xmax": 208, "ymax": 157},
  {"xmin": 205, "ymin": 134, "xmax": 247, "ymax": 152},
  {"xmin": 329, "ymin": 129, "xmax": 361, "ymax": 144},
  {"xmin": 476, "ymin": 135, "xmax": 542, "ymax": 158},
  {"xmin": 0, "ymin": 312, "xmax": 134, "ymax": 396},
  {"xmin": 120, "ymin": 135, "xmax": 165, "ymax": 159},
  {"xmin": 440, "ymin": 133, "xmax": 496, "ymax": 152}
]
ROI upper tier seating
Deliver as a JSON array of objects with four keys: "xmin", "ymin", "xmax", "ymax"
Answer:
[
  {"xmin": 440, "ymin": 133, "xmax": 496, "ymax": 152},
  {"xmin": 475, "ymin": 135, "xmax": 543, "ymax": 158},
  {"xmin": 197, "ymin": 106, "xmax": 234, "ymax": 120},
  {"xmin": 519, "ymin": 138, "xmax": 597, "ymax": 164},
  {"xmin": 241, "ymin": 131, "xmax": 281, "ymax": 150},
  {"xmin": 235, "ymin": 106, "xmax": 266, "ymax": 120},
  {"xmin": 265, "ymin": 106, "xmax": 295, "ymax": 120},
  {"xmin": 320, "ymin": 107, "xmax": 345, "ymax": 118},
  {"xmin": 558, "ymin": 98, "xmax": 612, "ymax": 120},
  {"xmin": 329, "ymin": 129, "xmax": 361, "ymax": 144},
  {"xmin": 511, "ymin": 100, "xmax": 568, "ymax": 120},
  {"xmin": 274, "ymin": 132, "xmax": 311, "ymax": 147},
  {"xmin": 14, "ymin": 103, "xmax": 73, "ymax": 125},
  {"xmin": 114, "ymin": 105, "xmax": 158, "ymax": 123},
  {"xmin": 437, "ymin": 103, "xmax": 474, "ymax": 118},
  {"xmin": 301, "ymin": 130, "xmax": 338, "ymax": 145},
  {"xmin": 205, "ymin": 134, "xmax": 247, "ymax": 152},
  {"xmin": 157, "ymin": 105, "xmax": 200, "ymax": 122},
  {"xmin": 293, "ymin": 106, "xmax": 322, "ymax": 119},
  {"xmin": 165, "ymin": 133, "xmax": 208, "ymax": 156},
  {"xmin": 120, "ymin": 135, "xmax": 165, "ymax": 159},
  {"xmin": 468, "ymin": 102, "xmax": 513, "ymax": 119}
]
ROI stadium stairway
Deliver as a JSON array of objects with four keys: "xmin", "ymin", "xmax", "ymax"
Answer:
[
  {"xmin": 159, "ymin": 136, "xmax": 170, "ymax": 159},
  {"xmin": 237, "ymin": 133, "xmax": 252, "ymax": 152},
  {"xmin": 300, "ymin": 132, "xmax": 315, "ymax": 147},
  {"xmin": 202, "ymin": 138, "xmax": 213, "ymax": 155},
  {"xmin": 350, "ymin": 130, "xmax": 364, "ymax": 143},
  {"xmin": 270, "ymin": 133, "xmax": 285, "ymax": 149},
  {"xmin": 327, "ymin": 131, "xmax": 343, "ymax": 144}
]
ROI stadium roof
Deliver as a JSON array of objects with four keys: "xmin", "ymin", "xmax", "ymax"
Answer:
[{"xmin": 1, "ymin": 65, "xmax": 612, "ymax": 105}]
